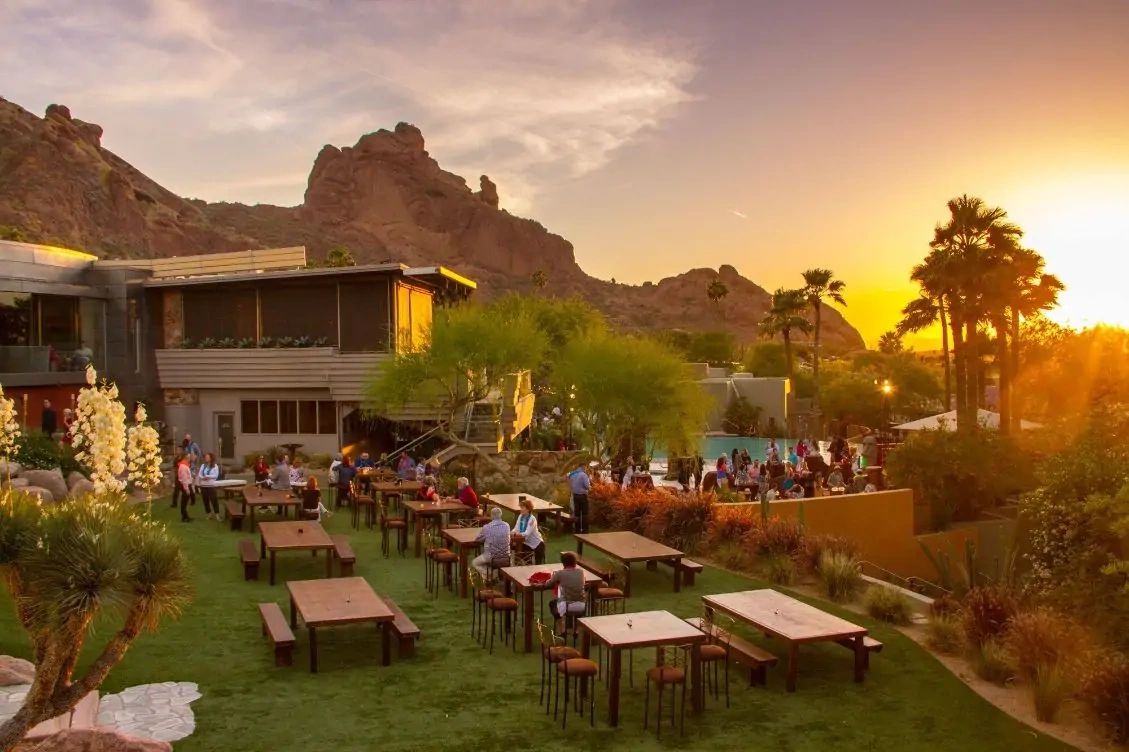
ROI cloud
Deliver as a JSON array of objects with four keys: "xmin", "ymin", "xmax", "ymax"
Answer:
[
  {"xmin": 729, "ymin": 209, "xmax": 748, "ymax": 219},
  {"xmin": 2, "ymin": 0, "xmax": 698, "ymax": 212}
]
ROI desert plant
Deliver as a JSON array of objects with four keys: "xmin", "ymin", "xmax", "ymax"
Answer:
[
  {"xmin": 1032, "ymin": 662, "xmax": 1071, "ymax": 723},
  {"xmin": 607, "ymin": 487, "xmax": 653, "ymax": 534},
  {"xmin": 712, "ymin": 541, "xmax": 755, "ymax": 572},
  {"xmin": 585, "ymin": 480, "xmax": 619, "ymax": 528},
  {"xmin": 704, "ymin": 504, "xmax": 760, "ymax": 550},
  {"xmin": 1005, "ymin": 609, "xmax": 1093, "ymax": 682},
  {"xmin": 819, "ymin": 551, "xmax": 861, "ymax": 602},
  {"xmin": 801, "ymin": 533, "xmax": 859, "ymax": 574},
  {"xmin": 748, "ymin": 516, "xmax": 805, "ymax": 558},
  {"xmin": 962, "ymin": 586, "xmax": 1018, "ymax": 648},
  {"xmin": 179, "ymin": 338, "xmax": 193, "ymax": 348},
  {"xmin": 864, "ymin": 585, "xmax": 913, "ymax": 625},
  {"xmin": 14, "ymin": 432, "xmax": 83, "ymax": 474},
  {"xmin": 71, "ymin": 366, "xmax": 127, "ymax": 494},
  {"xmin": 642, "ymin": 492, "xmax": 714, "ymax": 553},
  {"xmin": 314, "ymin": 337, "xmax": 329, "ymax": 347},
  {"xmin": 763, "ymin": 553, "xmax": 796, "ymax": 585},
  {"xmin": 257, "ymin": 336, "xmax": 276, "ymax": 348},
  {"xmin": 926, "ymin": 616, "xmax": 964, "ymax": 654},
  {"xmin": 1081, "ymin": 656, "xmax": 1129, "ymax": 742},
  {"xmin": 972, "ymin": 638, "xmax": 1015, "ymax": 685},
  {"xmin": 294, "ymin": 336, "xmax": 313, "ymax": 347},
  {"xmin": 236, "ymin": 337, "xmax": 255, "ymax": 348},
  {"xmin": 196, "ymin": 337, "xmax": 217, "ymax": 349},
  {"xmin": 929, "ymin": 593, "xmax": 962, "ymax": 619},
  {"xmin": 216, "ymin": 337, "xmax": 236, "ymax": 348}
]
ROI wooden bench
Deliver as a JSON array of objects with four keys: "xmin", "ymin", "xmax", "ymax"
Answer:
[
  {"xmin": 378, "ymin": 595, "xmax": 421, "ymax": 657},
  {"xmin": 258, "ymin": 602, "xmax": 295, "ymax": 667},
  {"xmin": 659, "ymin": 558, "xmax": 705, "ymax": 586},
  {"xmin": 575, "ymin": 554, "xmax": 614, "ymax": 583},
  {"xmin": 238, "ymin": 538, "xmax": 260, "ymax": 581},
  {"xmin": 331, "ymin": 534, "xmax": 356, "ymax": 577},
  {"xmin": 224, "ymin": 499, "xmax": 246, "ymax": 531},
  {"xmin": 686, "ymin": 617, "xmax": 779, "ymax": 686},
  {"xmin": 836, "ymin": 636, "xmax": 884, "ymax": 670}
]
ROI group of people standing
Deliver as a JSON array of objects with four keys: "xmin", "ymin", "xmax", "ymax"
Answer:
[{"xmin": 172, "ymin": 433, "xmax": 224, "ymax": 522}]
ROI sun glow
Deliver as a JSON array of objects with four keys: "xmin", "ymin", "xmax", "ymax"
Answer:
[{"xmin": 1007, "ymin": 174, "xmax": 1129, "ymax": 329}]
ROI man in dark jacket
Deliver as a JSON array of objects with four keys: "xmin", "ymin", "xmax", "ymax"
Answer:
[{"xmin": 41, "ymin": 400, "xmax": 57, "ymax": 436}]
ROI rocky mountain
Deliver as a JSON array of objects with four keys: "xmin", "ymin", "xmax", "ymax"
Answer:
[{"xmin": 0, "ymin": 98, "xmax": 865, "ymax": 350}]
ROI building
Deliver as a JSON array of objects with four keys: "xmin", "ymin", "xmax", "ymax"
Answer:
[
  {"xmin": 0, "ymin": 241, "xmax": 533, "ymax": 465},
  {"xmin": 686, "ymin": 363, "xmax": 791, "ymax": 433}
]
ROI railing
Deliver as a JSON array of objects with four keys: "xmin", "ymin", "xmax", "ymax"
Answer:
[{"xmin": 858, "ymin": 560, "xmax": 950, "ymax": 600}]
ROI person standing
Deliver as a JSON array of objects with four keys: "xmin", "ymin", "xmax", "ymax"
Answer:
[
  {"xmin": 41, "ymin": 400, "xmax": 57, "ymax": 437},
  {"xmin": 692, "ymin": 453, "xmax": 704, "ymax": 491},
  {"xmin": 196, "ymin": 452, "xmax": 221, "ymax": 520},
  {"xmin": 270, "ymin": 455, "xmax": 291, "ymax": 492},
  {"xmin": 61, "ymin": 407, "xmax": 75, "ymax": 445},
  {"xmin": 174, "ymin": 454, "xmax": 193, "ymax": 522},
  {"xmin": 567, "ymin": 463, "xmax": 591, "ymax": 534},
  {"xmin": 512, "ymin": 497, "xmax": 545, "ymax": 564},
  {"xmin": 861, "ymin": 430, "xmax": 878, "ymax": 469}
]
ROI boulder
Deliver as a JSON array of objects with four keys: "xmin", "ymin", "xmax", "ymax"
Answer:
[
  {"xmin": 0, "ymin": 459, "xmax": 21, "ymax": 477},
  {"xmin": 21, "ymin": 469, "xmax": 67, "ymax": 501},
  {"xmin": 21, "ymin": 486, "xmax": 55, "ymax": 503},
  {"xmin": 67, "ymin": 471, "xmax": 89, "ymax": 491},
  {"xmin": 15, "ymin": 729, "xmax": 172, "ymax": 752},
  {"xmin": 68, "ymin": 478, "xmax": 95, "ymax": 497},
  {"xmin": 3, "ymin": 477, "xmax": 29, "ymax": 489},
  {"xmin": 0, "ymin": 655, "xmax": 35, "ymax": 685}
]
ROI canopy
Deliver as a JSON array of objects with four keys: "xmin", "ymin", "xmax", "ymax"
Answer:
[{"xmin": 893, "ymin": 409, "xmax": 1042, "ymax": 432}]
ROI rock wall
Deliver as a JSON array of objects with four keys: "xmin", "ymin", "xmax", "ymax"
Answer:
[{"xmin": 447, "ymin": 450, "xmax": 593, "ymax": 501}]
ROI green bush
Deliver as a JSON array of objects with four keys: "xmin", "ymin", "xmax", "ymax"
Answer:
[
  {"xmin": 864, "ymin": 585, "xmax": 913, "ymax": 625},
  {"xmin": 818, "ymin": 551, "xmax": 861, "ymax": 602},
  {"xmin": 925, "ymin": 616, "xmax": 964, "ymax": 654},
  {"xmin": 763, "ymin": 553, "xmax": 796, "ymax": 585},
  {"xmin": 306, "ymin": 452, "xmax": 333, "ymax": 470},
  {"xmin": 972, "ymin": 639, "xmax": 1015, "ymax": 685},
  {"xmin": 929, "ymin": 593, "xmax": 962, "ymax": 619},
  {"xmin": 712, "ymin": 541, "xmax": 754, "ymax": 572},
  {"xmin": 14, "ymin": 433, "xmax": 82, "ymax": 474},
  {"xmin": 1032, "ymin": 662, "xmax": 1070, "ymax": 723},
  {"xmin": 801, "ymin": 534, "xmax": 859, "ymax": 575},
  {"xmin": 1081, "ymin": 656, "xmax": 1129, "ymax": 742},
  {"xmin": 962, "ymin": 586, "xmax": 1018, "ymax": 649}
]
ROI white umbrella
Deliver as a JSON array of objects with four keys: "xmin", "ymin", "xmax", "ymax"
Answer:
[{"xmin": 893, "ymin": 408, "xmax": 1042, "ymax": 432}]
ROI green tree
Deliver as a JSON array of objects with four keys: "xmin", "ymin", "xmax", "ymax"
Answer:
[
  {"xmin": 758, "ymin": 288, "xmax": 812, "ymax": 384},
  {"xmin": 898, "ymin": 293, "xmax": 951, "ymax": 409},
  {"xmin": 552, "ymin": 333, "xmax": 708, "ymax": 459},
  {"xmin": 722, "ymin": 395, "xmax": 762, "ymax": 436},
  {"xmin": 744, "ymin": 342, "xmax": 788, "ymax": 376},
  {"xmin": 820, "ymin": 351, "xmax": 942, "ymax": 429},
  {"xmin": 0, "ymin": 225, "xmax": 26, "ymax": 242},
  {"xmin": 488, "ymin": 294, "xmax": 605, "ymax": 386},
  {"xmin": 531, "ymin": 269, "xmax": 548, "ymax": 292},
  {"xmin": 0, "ymin": 493, "xmax": 191, "ymax": 747},
  {"xmin": 364, "ymin": 303, "xmax": 547, "ymax": 448},
  {"xmin": 878, "ymin": 330, "xmax": 904, "ymax": 354},
  {"xmin": 706, "ymin": 279, "xmax": 729, "ymax": 319},
  {"xmin": 658, "ymin": 330, "xmax": 737, "ymax": 368},
  {"xmin": 801, "ymin": 268, "xmax": 846, "ymax": 404},
  {"xmin": 324, "ymin": 246, "xmax": 356, "ymax": 267}
]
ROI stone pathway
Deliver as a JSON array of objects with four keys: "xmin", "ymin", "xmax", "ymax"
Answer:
[{"xmin": 0, "ymin": 681, "xmax": 200, "ymax": 743}]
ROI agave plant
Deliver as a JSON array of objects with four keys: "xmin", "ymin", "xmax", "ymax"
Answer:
[
  {"xmin": 257, "ymin": 337, "xmax": 276, "ymax": 348},
  {"xmin": 216, "ymin": 337, "xmax": 236, "ymax": 349},
  {"xmin": 236, "ymin": 337, "xmax": 255, "ymax": 349},
  {"xmin": 196, "ymin": 337, "xmax": 217, "ymax": 349},
  {"xmin": 276, "ymin": 336, "xmax": 296, "ymax": 348},
  {"xmin": 313, "ymin": 337, "xmax": 329, "ymax": 347},
  {"xmin": 294, "ymin": 336, "xmax": 313, "ymax": 348}
]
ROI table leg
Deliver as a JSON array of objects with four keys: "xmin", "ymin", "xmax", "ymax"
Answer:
[
  {"xmin": 690, "ymin": 643, "xmax": 703, "ymax": 713},
  {"xmin": 672, "ymin": 557, "xmax": 682, "ymax": 593},
  {"xmin": 309, "ymin": 626, "xmax": 318, "ymax": 673},
  {"xmin": 786, "ymin": 642, "xmax": 799, "ymax": 692},
  {"xmin": 381, "ymin": 622, "xmax": 391, "ymax": 666},
  {"xmin": 269, "ymin": 551, "xmax": 277, "ymax": 586},
  {"xmin": 608, "ymin": 647, "xmax": 622, "ymax": 727},
  {"xmin": 289, "ymin": 596, "xmax": 297, "ymax": 629},
  {"xmin": 503, "ymin": 578, "xmax": 513, "ymax": 639},
  {"xmin": 576, "ymin": 538, "xmax": 584, "ymax": 555},
  {"xmin": 522, "ymin": 586, "xmax": 534, "ymax": 653},
  {"xmin": 414, "ymin": 515, "xmax": 423, "ymax": 558},
  {"xmin": 458, "ymin": 546, "xmax": 469, "ymax": 598},
  {"xmin": 624, "ymin": 563, "xmax": 632, "ymax": 597},
  {"xmin": 853, "ymin": 635, "xmax": 866, "ymax": 683},
  {"xmin": 259, "ymin": 530, "xmax": 265, "ymax": 558},
  {"xmin": 326, "ymin": 547, "xmax": 333, "ymax": 578}
]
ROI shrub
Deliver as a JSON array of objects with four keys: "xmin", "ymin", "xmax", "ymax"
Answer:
[
  {"xmin": 972, "ymin": 639, "xmax": 1015, "ymax": 685},
  {"xmin": 962, "ymin": 586, "xmax": 1018, "ymax": 649},
  {"xmin": 801, "ymin": 534, "xmax": 859, "ymax": 575},
  {"xmin": 748, "ymin": 516, "xmax": 805, "ymax": 558},
  {"xmin": 306, "ymin": 452, "xmax": 333, "ymax": 469},
  {"xmin": 608, "ymin": 488, "xmax": 654, "ymax": 534},
  {"xmin": 819, "ymin": 551, "xmax": 861, "ymax": 602},
  {"xmin": 1081, "ymin": 656, "xmax": 1129, "ymax": 742},
  {"xmin": 929, "ymin": 593, "xmax": 962, "ymax": 619},
  {"xmin": 763, "ymin": 554, "xmax": 796, "ymax": 585},
  {"xmin": 1032, "ymin": 662, "xmax": 1071, "ymax": 723},
  {"xmin": 1005, "ymin": 609, "xmax": 1094, "ymax": 682},
  {"xmin": 14, "ymin": 432, "xmax": 82, "ymax": 474},
  {"xmin": 586, "ymin": 480, "xmax": 620, "ymax": 528},
  {"xmin": 704, "ymin": 504, "xmax": 760, "ymax": 550},
  {"xmin": 712, "ymin": 541, "xmax": 754, "ymax": 572},
  {"xmin": 864, "ymin": 585, "xmax": 913, "ymax": 625},
  {"xmin": 642, "ymin": 492, "xmax": 714, "ymax": 553},
  {"xmin": 925, "ymin": 616, "xmax": 964, "ymax": 654}
]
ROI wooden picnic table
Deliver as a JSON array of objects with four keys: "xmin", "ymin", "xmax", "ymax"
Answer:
[
  {"xmin": 440, "ymin": 526, "xmax": 483, "ymax": 597},
  {"xmin": 500, "ymin": 563, "xmax": 604, "ymax": 653},
  {"xmin": 703, "ymin": 589, "xmax": 868, "ymax": 692},
  {"xmin": 258, "ymin": 520, "xmax": 334, "ymax": 585},
  {"xmin": 287, "ymin": 577, "xmax": 395, "ymax": 673},
  {"xmin": 402, "ymin": 499, "xmax": 475, "ymax": 557},
  {"xmin": 578, "ymin": 610, "xmax": 706, "ymax": 727},
  {"xmin": 242, "ymin": 487, "xmax": 301, "ymax": 527},
  {"xmin": 483, "ymin": 492, "xmax": 563, "ymax": 525},
  {"xmin": 574, "ymin": 531, "xmax": 684, "ymax": 596}
]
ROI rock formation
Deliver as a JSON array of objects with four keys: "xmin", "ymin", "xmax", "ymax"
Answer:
[{"xmin": 0, "ymin": 97, "xmax": 865, "ymax": 349}]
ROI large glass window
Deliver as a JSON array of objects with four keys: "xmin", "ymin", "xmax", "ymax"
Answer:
[
  {"xmin": 240, "ymin": 400, "xmax": 336, "ymax": 435},
  {"xmin": 0, "ymin": 293, "xmax": 32, "ymax": 345},
  {"xmin": 260, "ymin": 401, "xmax": 279, "ymax": 433},
  {"xmin": 279, "ymin": 401, "xmax": 298, "ymax": 434},
  {"xmin": 260, "ymin": 282, "xmax": 337, "ymax": 344},
  {"xmin": 38, "ymin": 295, "xmax": 79, "ymax": 350},
  {"xmin": 183, "ymin": 287, "xmax": 256, "ymax": 342},
  {"xmin": 339, "ymin": 280, "xmax": 391, "ymax": 352},
  {"xmin": 240, "ymin": 401, "xmax": 259, "ymax": 434},
  {"xmin": 317, "ymin": 401, "xmax": 336, "ymax": 434},
  {"xmin": 297, "ymin": 400, "xmax": 318, "ymax": 434},
  {"xmin": 394, "ymin": 283, "xmax": 433, "ymax": 352}
]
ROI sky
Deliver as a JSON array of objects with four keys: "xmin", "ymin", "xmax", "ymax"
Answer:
[{"xmin": 2, "ymin": 0, "xmax": 1128, "ymax": 345}]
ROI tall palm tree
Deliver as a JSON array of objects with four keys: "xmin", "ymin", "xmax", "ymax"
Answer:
[
  {"xmin": 898, "ymin": 293, "xmax": 951, "ymax": 408},
  {"xmin": 759, "ymin": 288, "xmax": 812, "ymax": 385},
  {"xmin": 801, "ymin": 268, "xmax": 847, "ymax": 397},
  {"xmin": 877, "ymin": 330, "xmax": 904, "ymax": 353},
  {"xmin": 707, "ymin": 279, "xmax": 729, "ymax": 320},
  {"xmin": 1005, "ymin": 250, "xmax": 1064, "ymax": 431}
]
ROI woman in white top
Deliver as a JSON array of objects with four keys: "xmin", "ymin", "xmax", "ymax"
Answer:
[
  {"xmin": 196, "ymin": 452, "xmax": 221, "ymax": 521},
  {"xmin": 621, "ymin": 462, "xmax": 635, "ymax": 490},
  {"xmin": 511, "ymin": 497, "xmax": 545, "ymax": 564}
]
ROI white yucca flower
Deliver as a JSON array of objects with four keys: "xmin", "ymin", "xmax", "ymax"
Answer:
[
  {"xmin": 0, "ymin": 384, "xmax": 20, "ymax": 463},
  {"xmin": 71, "ymin": 366, "xmax": 127, "ymax": 494},
  {"xmin": 126, "ymin": 403, "xmax": 162, "ymax": 494}
]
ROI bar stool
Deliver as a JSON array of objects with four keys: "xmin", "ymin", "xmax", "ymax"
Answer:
[
  {"xmin": 643, "ymin": 644, "xmax": 692, "ymax": 739},
  {"xmin": 425, "ymin": 532, "xmax": 457, "ymax": 597},
  {"xmin": 468, "ymin": 568, "xmax": 501, "ymax": 645},
  {"xmin": 379, "ymin": 498, "xmax": 407, "ymax": 557}
]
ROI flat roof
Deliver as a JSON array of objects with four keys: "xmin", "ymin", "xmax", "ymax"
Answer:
[{"xmin": 142, "ymin": 262, "xmax": 475, "ymax": 290}]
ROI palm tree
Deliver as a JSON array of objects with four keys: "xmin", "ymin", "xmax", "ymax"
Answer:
[
  {"xmin": 706, "ymin": 279, "xmax": 729, "ymax": 319},
  {"xmin": 759, "ymin": 288, "xmax": 812, "ymax": 385},
  {"xmin": 877, "ymin": 330, "xmax": 904, "ymax": 354},
  {"xmin": 1002, "ymin": 248, "xmax": 1064, "ymax": 432},
  {"xmin": 898, "ymin": 293, "xmax": 951, "ymax": 408},
  {"xmin": 801, "ymin": 268, "xmax": 847, "ymax": 398}
]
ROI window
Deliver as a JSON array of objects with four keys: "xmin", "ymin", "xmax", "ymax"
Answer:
[
  {"xmin": 339, "ymin": 280, "xmax": 390, "ymax": 352},
  {"xmin": 394, "ymin": 283, "xmax": 433, "ymax": 352},
  {"xmin": 259, "ymin": 282, "xmax": 338, "ymax": 344},
  {"xmin": 260, "ymin": 400, "xmax": 279, "ymax": 433},
  {"xmin": 182, "ymin": 287, "xmax": 255, "ymax": 342},
  {"xmin": 240, "ymin": 401, "xmax": 259, "ymax": 434},
  {"xmin": 240, "ymin": 400, "xmax": 336, "ymax": 435},
  {"xmin": 279, "ymin": 401, "xmax": 298, "ymax": 434}
]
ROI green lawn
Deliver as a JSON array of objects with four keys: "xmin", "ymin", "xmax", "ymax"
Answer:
[{"xmin": 0, "ymin": 496, "xmax": 1077, "ymax": 752}]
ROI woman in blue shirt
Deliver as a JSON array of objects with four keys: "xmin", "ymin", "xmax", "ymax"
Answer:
[
  {"xmin": 196, "ymin": 452, "xmax": 221, "ymax": 521},
  {"xmin": 511, "ymin": 497, "xmax": 545, "ymax": 564}
]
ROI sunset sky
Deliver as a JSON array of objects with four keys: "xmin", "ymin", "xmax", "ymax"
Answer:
[{"xmin": 3, "ymin": 0, "xmax": 1127, "ymax": 344}]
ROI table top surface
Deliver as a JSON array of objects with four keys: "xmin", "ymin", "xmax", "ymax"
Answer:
[
  {"xmin": 501, "ymin": 562, "xmax": 605, "ymax": 590},
  {"xmin": 574, "ymin": 531, "xmax": 683, "ymax": 562},
  {"xmin": 242, "ymin": 487, "xmax": 300, "ymax": 505},
  {"xmin": 484, "ymin": 493, "xmax": 562, "ymax": 513},
  {"xmin": 441, "ymin": 526, "xmax": 485, "ymax": 546},
  {"xmin": 579, "ymin": 610, "xmax": 707, "ymax": 649},
  {"xmin": 198, "ymin": 478, "xmax": 246, "ymax": 488},
  {"xmin": 258, "ymin": 521, "xmax": 334, "ymax": 550},
  {"xmin": 368, "ymin": 481, "xmax": 422, "ymax": 493},
  {"xmin": 287, "ymin": 577, "xmax": 394, "ymax": 627},
  {"xmin": 402, "ymin": 499, "xmax": 474, "ymax": 514},
  {"xmin": 704, "ymin": 589, "xmax": 866, "ymax": 642}
]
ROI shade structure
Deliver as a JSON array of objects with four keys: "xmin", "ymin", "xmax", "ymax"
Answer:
[{"xmin": 893, "ymin": 408, "xmax": 1042, "ymax": 432}]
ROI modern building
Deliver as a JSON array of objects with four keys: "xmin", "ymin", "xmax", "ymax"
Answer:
[
  {"xmin": 686, "ymin": 362, "xmax": 791, "ymax": 433},
  {"xmin": 0, "ymin": 241, "xmax": 534, "ymax": 465}
]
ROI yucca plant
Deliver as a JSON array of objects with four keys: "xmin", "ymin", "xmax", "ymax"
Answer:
[
  {"xmin": 864, "ymin": 585, "xmax": 913, "ymax": 625},
  {"xmin": 0, "ymin": 490, "xmax": 192, "ymax": 748},
  {"xmin": 818, "ymin": 551, "xmax": 861, "ymax": 602},
  {"xmin": 1032, "ymin": 661, "xmax": 1071, "ymax": 723},
  {"xmin": 925, "ymin": 616, "xmax": 964, "ymax": 654}
]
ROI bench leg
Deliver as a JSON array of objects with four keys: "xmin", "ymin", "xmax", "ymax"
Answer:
[
  {"xmin": 275, "ymin": 644, "xmax": 293, "ymax": 667},
  {"xmin": 399, "ymin": 635, "xmax": 416, "ymax": 658},
  {"xmin": 683, "ymin": 569, "xmax": 696, "ymax": 587},
  {"xmin": 341, "ymin": 561, "xmax": 354, "ymax": 577}
]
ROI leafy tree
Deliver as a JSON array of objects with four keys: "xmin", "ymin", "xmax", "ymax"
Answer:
[
  {"xmin": 552, "ymin": 333, "xmax": 708, "ymax": 459},
  {"xmin": 531, "ymin": 269, "xmax": 548, "ymax": 292},
  {"xmin": 706, "ymin": 279, "xmax": 729, "ymax": 319},
  {"xmin": 324, "ymin": 246, "xmax": 356, "ymax": 267},
  {"xmin": 657, "ymin": 330, "xmax": 737, "ymax": 368},
  {"xmin": 0, "ymin": 225, "xmax": 26, "ymax": 241},
  {"xmin": 758, "ymin": 288, "xmax": 811, "ymax": 384},
  {"xmin": 488, "ymin": 294, "xmax": 605, "ymax": 389},
  {"xmin": 722, "ymin": 395, "xmax": 762, "ymax": 435},
  {"xmin": 1013, "ymin": 325, "xmax": 1129, "ymax": 426},
  {"xmin": 878, "ymin": 330, "xmax": 904, "ymax": 354},
  {"xmin": 364, "ymin": 303, "xmax": 547, "ymax": 449},
  {"xmin": 801, "ymin": 268, "xmax": 846, "ymax": 404},
  {"xmin": 744, "ymin": 342, "xmax": 788, "ymax": 376},
  {"xmin": 820, "ymin": 351, "xmax": 942, "ymax": 428}
]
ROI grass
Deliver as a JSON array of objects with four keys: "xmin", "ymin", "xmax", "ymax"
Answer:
[{"xmin": 0, "ymin": 496, "xmax": 1078, "ymax": 752}]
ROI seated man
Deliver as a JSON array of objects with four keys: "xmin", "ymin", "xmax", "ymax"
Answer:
[
  {"xmin": 355, "ymin": 452, "xmax": 376, "ymax": 470},
  {"xmin": 547, "ymin": 552, "xmax": 587, "ymax": 635},
  {"xmin": 455, "ymin": 476, "xmax": 478, "ymax": 508},
  {"xmin": 826, "ymin": 466, "xmax": 845, "ymax": 489},
  {"xmin": 395, "ymin": 451, "xmax": 416, "ymax": 480},
  {"xmin": 270, "ymin": 455, "xmax": 291, "ymax": 492},
  {"xmin": 473, "ymin": 507, "xmax": 512, "ymax": 577}
]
